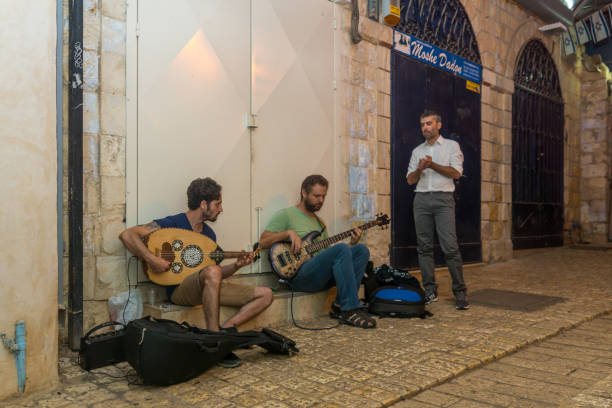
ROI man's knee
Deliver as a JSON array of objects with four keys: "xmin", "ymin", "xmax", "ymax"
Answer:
[
  {"xmin": 199, "ymin": 265, "xmax": 222, "ymax": 287},
  {"xmin": 335, "ymin": 242, "xmax": 351, "ymax": 255},
  {"xmin": 443, "ymin": 247, "xmax": 462, "ymax": 262},
  {"xmin": 417, "ymin": 244, "xmax": 433, "ymax": 255},
  {"xmin": 254, "ymin": 286, "xmax": 274, "ymax": 307},
  {"xmin": 353, "ymin": 243, "xmax": 370, "ymax": 257}
]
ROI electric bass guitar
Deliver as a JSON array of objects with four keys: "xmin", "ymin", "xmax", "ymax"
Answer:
[
  {"xmin": 143, "ymin": 228, "xmax": 260, "ymax": 286},
  {"xmin": 268, "ymin": 213, "xmax": 390, "ymax": 280}
]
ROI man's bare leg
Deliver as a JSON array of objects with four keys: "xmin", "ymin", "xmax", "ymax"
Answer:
[
  {"xmin": 199, "ymin": 265, "xmax": 223, "ymax": 331},
  {"xmin": 221, "ymin": 286, "xmax": 273, "ymax": 329}
]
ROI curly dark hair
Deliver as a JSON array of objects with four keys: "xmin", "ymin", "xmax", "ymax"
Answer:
[
  {"xmin": 420, "ymin": 109, "xmax": 442, "ymax": 122},
  {"xmin": 300, "ymin": 175, "xmax": 329, "ymax": 199},
  {"xmin": 187, "ymin": 177, "xmax": 222, "ymax": 210}
]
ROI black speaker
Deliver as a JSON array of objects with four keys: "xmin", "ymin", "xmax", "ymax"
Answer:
[{"xmin": 79, "ymin": 321, "xmax": 126, "ymax": 371}]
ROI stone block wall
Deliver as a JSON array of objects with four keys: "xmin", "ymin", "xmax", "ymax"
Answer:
[
  {"xmin": 463, "ymin": 0, "xmax": 581, "ymax": 261},
  {"xmin": 560, "ymin": 54, "xmax": 585, "ymax": 244},
  {"xmin": 579, "ymin": 67, "xmax": 611, "ymax": 243},
  {"xmin": 335, "ymin": 2, "xmax": 393, "ymax": 265},
  {"xmin": 63, "ymin": 0, "xmax": 128, "ymax": 333}
]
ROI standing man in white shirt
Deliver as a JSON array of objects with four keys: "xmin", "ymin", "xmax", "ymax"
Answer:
[{"xmin": 406, "ymin": 110, "xmax": 469, "ymax": 310}]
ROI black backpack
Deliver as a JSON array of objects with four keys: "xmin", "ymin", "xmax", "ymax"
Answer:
[
  {"xmin": 124, "ymin": 317, "xmax": 298, "ymax": 385},
  {"xmin": 364, "ymin": 264, "xmax": 431, "ymax": 318}
]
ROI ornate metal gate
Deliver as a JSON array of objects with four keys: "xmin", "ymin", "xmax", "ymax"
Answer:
[
  {"xmin": 398, "ymin": 0, "xmax": 481, "ymax": 64},
  {"xmin": 512, "ymin": 40, "xmax": 564, "ymax": 249}
]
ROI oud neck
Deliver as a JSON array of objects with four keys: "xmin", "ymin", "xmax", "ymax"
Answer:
[
  {"xmin": 219, "ymin": 251, "xmax": 244, "ymax": 258},
  {"xmin": 305, "ymin": 220, "xmax": 377, "ymax": 254}
]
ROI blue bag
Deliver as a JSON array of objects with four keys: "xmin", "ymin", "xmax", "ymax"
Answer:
[{"xmin": 365, "ymin": 264, "xmax": 431, "ymax": 318}]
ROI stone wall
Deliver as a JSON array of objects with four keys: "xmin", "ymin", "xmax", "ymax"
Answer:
[
  {"xmin": 335, "ymin": 4, "xmax": 394, "ymax": 265},
  {"xmin": 0, "ymin": 0, "xmax": 59, "ymax": 399},
  {"xmin": 62, "ymin": 0, "xmax": 128, "ymax": 334},
  {"xmin": 579, "ymin": 65, "xmax": 611, "ymax": 244}
]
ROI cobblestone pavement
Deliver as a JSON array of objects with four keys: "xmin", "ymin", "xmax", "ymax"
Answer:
[
  {"xmin": 3, "ymin": 247, "xmax": 612, "ymax": 408},
  {"xmin": 391, "ymin": 314, "xmax": 612, "ymax": 408}
]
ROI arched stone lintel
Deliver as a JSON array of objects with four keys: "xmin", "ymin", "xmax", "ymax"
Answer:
[
  {"xmin": 503, "ymin": 18, "xmax": 555, "ymax": 82},
  {"xmin": 480, "ymin": 18, "xmax": 556, "ymax": 97}
]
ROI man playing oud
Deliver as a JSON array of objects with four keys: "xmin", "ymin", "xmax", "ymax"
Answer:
[
  {"xmin": 258, "ymin": 175, "xmax": 376, "ymax": 329},
  {"xmin": 119, "ymin": 177, "xmax": 274, "ymax": 367}
]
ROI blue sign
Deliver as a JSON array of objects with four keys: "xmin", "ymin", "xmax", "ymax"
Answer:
[{"xmin": 393, "ymin": 29, "xmax": 482, "ymax": 84}]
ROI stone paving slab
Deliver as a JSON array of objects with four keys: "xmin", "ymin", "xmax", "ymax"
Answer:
[
  {"xmin": 3, "ymin": 247, "xmax": 612, "ymax": 407},
  {"xmin": 392, "ymin": 315, "xmax": 612, "ymax": 408}
]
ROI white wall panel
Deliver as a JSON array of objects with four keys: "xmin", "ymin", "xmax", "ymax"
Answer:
[
  {"xmin": 136, "ymin": 0, "xmax": 252, "ymax": 253},
  {"xmin": 251, "ymin": 0, "xmax": 335, "ymax": 245}
]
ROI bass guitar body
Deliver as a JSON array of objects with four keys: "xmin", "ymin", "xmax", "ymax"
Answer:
[
  {"xmin": 143, "ymin": 228, "xmax": 221, "ymax": 286},
  {"xmin": 267, "ymin": 213, "xmax": 390, "ymax": 281},
  {"xmin": 268, "ymin": 231, "xmax": 321, "ymax": 280}
]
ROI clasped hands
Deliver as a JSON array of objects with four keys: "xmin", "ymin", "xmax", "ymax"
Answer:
[{"xmin": 418, "ymin": 155, "xmax": 433, "ymax": 171}]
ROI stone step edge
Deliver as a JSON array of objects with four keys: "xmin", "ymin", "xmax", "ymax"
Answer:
[
  {"xmin": 142, "ymin": 287, "xmax": 325, "ymax": 311},
  {"xmin": 384, "ymin": 307, "xmax": 612, "ymax": 407}
]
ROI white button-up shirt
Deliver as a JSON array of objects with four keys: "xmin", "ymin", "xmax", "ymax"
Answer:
[{"xmin": 406, "ymin": 135, "xmax": 464, "ymax": 192}]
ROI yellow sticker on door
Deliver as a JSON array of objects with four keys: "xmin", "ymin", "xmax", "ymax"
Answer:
[{"xmin": 466, "ymin": 80, "xmax": 481, "ymax": 94}]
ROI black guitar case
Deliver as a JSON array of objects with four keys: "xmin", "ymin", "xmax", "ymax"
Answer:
[{"xmin": 124, "ymin": 316, "xmax": 298, "ymax": 385}]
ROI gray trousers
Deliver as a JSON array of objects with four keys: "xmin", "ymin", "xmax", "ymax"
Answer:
[{"xmin": 413, "ymin": 192, "xmax": 467, "ymax": 296}]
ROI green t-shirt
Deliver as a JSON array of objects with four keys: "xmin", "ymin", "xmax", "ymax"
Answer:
[{"xmin": 265, "ymin": 206, "xmax": 329, "ymax": 243}]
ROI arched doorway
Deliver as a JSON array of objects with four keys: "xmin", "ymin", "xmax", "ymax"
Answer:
[
  {"xmin": 390, "ymin": 0, "xmax": 482, "ymax": 268},
  {"xmin": 512, "ymin": 40, "xmax": 564, "ymax": 249}
]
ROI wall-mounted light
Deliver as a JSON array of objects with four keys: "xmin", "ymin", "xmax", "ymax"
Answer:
[
  {"xmin": 538, "ymin": 21, "xmax": 568, "ymax": 34},
  {"xmin": 381, "ymin": 0, "xmax": 400, "ymax": 26}
]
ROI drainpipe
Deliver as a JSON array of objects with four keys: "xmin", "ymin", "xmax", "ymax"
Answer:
[
  {"xmin": 57, "ymin": 0, "xmax": 65, "ymax": 323},
  {"xmin": 68, "ymin": 0, "xmax": 84, "ymax": 350},
  {"xmin": 1, "ymin": 321, "xmax": 26, "ymax": 393}
]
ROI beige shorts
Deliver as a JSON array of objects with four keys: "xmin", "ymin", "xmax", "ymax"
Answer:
[{"xmin": 170, "ymin": 268, "xmax": 255, "ymax": 307}]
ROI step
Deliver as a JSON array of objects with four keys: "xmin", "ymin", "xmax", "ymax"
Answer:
[
  {"xmin": 143, "ymin": 287, "xmax": 338, "ymax": 331},
  {"xmin": 140, "ymin": 273, "xmax": 363, "ymax": 330}
]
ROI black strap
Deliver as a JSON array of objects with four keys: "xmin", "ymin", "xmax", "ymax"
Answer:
[
  {"xmin": 313, "ymin": 213, "xmax": 326, "ymax": 233},
  {"xmin": 83, "ymin": 321, "xmax": 125, "ymax": 339}
]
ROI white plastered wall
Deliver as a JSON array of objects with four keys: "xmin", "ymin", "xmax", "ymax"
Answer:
[{"xmin": 0, "ymin": 0, "xmax": 59, "ymax": 399}]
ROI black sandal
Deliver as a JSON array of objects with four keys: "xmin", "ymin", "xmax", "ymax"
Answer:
[
  {"xmin": 338, "ymin": 309, "xmax": 376, "ymax": 329},
  {"xmin": 329, "ymin": 303, "xmax": 341, "ymax": 319}
]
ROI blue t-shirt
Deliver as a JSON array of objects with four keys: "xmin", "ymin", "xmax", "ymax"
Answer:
[{"xmin": 153, "ymin": 213, "xmax": 217, "ymax": 299}]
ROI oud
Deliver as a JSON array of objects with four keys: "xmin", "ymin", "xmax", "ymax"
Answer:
[{"xmin": 143, "ymin": 228, "xmax": 259, "ymax": 286}]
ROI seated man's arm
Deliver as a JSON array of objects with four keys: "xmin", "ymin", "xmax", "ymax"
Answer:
[
  {"xmin": 259, "ymin": 230, "xmax": 302, "ymax": 253},
  {"xmin": 118, "ymin": 221, "xmax": 170, "ymax": 273},
  {"xmin": 220, "ymin": 251, "xmax": 254, "ymax": 278}
]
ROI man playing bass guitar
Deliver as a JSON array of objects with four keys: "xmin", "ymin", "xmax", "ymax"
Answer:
[
  {"xmin": 119, "ymin": 177, "xmax": 274, "ymax": 367},
  {"xmin": 258, "ymin": 175, "xmax": 376, "ymax": 329}
]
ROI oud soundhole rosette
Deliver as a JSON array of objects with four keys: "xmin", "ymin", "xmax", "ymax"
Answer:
[
  {"xmin": 172, "ymin": 240, "xmax": 183, "ymax": 251},
  {"xmin": 171, "ymin": 262, "xmax": 183, "ymax": 274},
  {"xmin": 181, "ymin": 245, "xmax": 204, "ymax": 268}
]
